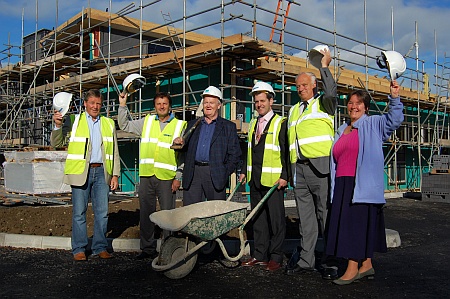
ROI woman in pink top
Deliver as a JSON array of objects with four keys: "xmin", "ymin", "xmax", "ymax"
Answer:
[{"xmin": 326, "ymin": 80, "xmax": 403, "ymax": 285}]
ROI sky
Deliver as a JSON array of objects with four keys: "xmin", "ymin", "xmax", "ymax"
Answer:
[{"xmin": 1, "ymin": 0, "xmax": 450, "ymax": 85}]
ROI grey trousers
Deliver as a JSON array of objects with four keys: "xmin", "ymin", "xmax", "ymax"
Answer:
[
  {"xmin": 138, "ymin": 176, "xmax": 175, "ymax": 253},
  {"xmin": 294, "ymin": 162, "xmax": 329, "ymax": 269}
]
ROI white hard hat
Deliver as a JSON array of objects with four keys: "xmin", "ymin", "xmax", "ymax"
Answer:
[
  {"xmin": 250, "ymin": 81, "xmax": 275, "ymax": 97},
  {"xmin": 202, "ymin": 86, "xmax": 222, "ymax": 101},
  {"xmin": 308, "ymin": 44, "xmax": 329, "ymax": 69},
  {"xmin": 52, "ymin": 92, "xmax": 72, "ymax": 117},
  {"xmin": 123, "ymin": 74, "xmax": 146, "ymax": 94},
  {"xmin": 376, "ymin": 50, "xmax": 406, "ymax": 80}
]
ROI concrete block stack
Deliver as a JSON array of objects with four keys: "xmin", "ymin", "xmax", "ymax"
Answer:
[
  {"xmin": 431, "ymin": 154, "xmax": 450, "ymax": 173},
  {"xmin": 422, "ymin": 155, "xmax": 450, "ymax": 202}
]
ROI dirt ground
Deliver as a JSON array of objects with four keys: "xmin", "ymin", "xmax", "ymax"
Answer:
[
  {"xmin": 0, "ymin": 195, "xmax": 142, "ymax": 239},
  {"xmin": 0, "ymin": 188, "xmax": 300, "ymax": 239}
]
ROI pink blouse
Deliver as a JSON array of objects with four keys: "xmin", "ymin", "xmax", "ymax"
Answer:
[{"xmin": 332, "ymin": 129, "xmax": 359, "ymax": 177}]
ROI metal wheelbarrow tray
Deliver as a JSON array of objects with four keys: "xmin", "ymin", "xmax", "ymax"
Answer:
[
  {"xmin": 149, "ymin": 184, "xmax": 278, "ymax": 279},
  {"xmin": 151, "ymin": 200, "xmax": 249, "ymax": 241}
]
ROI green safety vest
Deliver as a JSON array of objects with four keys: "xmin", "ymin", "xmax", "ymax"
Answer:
[
  {"xmin": 65, "ymin": 112, "xmax": 115, "ymax": 175},
  {"xmin": 139, "ymin": 115, "xmax": 186, "ymax": 179},
  {"xmin": 247, "ymin": 114, "xmax": 285, "ymax": 187},
  {"xmin": 287, "ymin": 96, "xmax": 334, "ymax": 163}
]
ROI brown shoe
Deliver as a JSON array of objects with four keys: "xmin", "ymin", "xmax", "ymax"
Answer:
[
  {"xmin": 97, "ymin": 251, "xmax": 113, "ymax": 259},
  {"xmin": 241, "ymin": 257, "xmax": 268, "ymax": 267},
  {"xmin": 73, "ymin": 252, "xmax": 87, "ymax": 261},
  {"xmin": 266, "ymin": 260, "xmax": 281, "ymax": 271}
]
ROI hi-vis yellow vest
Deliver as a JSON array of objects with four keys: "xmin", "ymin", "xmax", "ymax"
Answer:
[
  {"xmin": 140, "ymin": 115, "xmax": 186, "ymax": 179},
  {"xmin": 247, "ymin": 114, "xmax": 285, "ymax": 187},
  {"xmin": 65, "ymin": 113, "xmax": 115, "ymax": 175},
  {"xmin": 288, "ymin": 96, "xmax": 334, "ymax": 163}
]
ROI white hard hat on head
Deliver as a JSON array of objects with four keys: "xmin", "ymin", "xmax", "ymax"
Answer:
[
  {"xmin": 308, "ymin": 44, "xmax": 329, "ymax": 69},
  {"xmin": 123, "ymin": 74, "xmax": 146, "ymax": 94},
  {"xmin": 202, "ymin": 86, "xmax": 222, "ymax": 101},
  {"xmin": 52, "ymin": 92, "xmax": 72, "ymax": 117},
  {"xmin": 376, "ymin": 50, "xmax": 406, "ymax": 80},
  {"xmin": 250, "ymin": 81, "xmax": 275, "ymax": 98}
]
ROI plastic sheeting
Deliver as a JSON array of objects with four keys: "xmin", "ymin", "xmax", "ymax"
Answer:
[{"xmin": 3, "ymin": 151, "xmax": 70, "ymax": 194}]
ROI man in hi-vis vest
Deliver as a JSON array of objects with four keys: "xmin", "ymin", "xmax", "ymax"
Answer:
[
  {"xmin": 239, "ymin": 82, "xmax": 289, "ymax": 272},
  {"xmin": 51, "ymin": 89, "xmax": 120, "ymax": 261},
  {"xmin": 286, "ymin": 48, "xmax": 338, "ymax": 279},
  {"xmin": 118, "ymin": 92, "xmax": 186, "ymax": 260}
]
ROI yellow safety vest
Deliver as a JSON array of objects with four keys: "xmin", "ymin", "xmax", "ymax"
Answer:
[
  {"xmin": 65, "ymin": 113, "xmax": 115, "ymax": 175},
  {"xmin": 247, "ymin": 114, "xmax": 285, "ymax": 187},
  {"xmin": 287, "ymin": 96, "xmax": 334, "ymax": 163},
  {"xmin": 140, "ymin": 115, "xmax": 186, "ymax": 179}
]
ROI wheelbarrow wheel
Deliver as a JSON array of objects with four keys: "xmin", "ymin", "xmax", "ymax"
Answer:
[{"xmin": 158, "ymin": 236, "xmax": 198, "ymax": 279}]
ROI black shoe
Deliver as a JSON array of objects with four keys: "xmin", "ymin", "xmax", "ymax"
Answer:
[
  {"xmin": 285, "ymin": 264, "xmax": 317, "ymax": 276},
  {"xmin": 136, "ymin": 250, "xmax": 158, "ymax": 260},
  {"xmin": 321, "ymin": 267, "xmax": 338, "ymax": 280}
]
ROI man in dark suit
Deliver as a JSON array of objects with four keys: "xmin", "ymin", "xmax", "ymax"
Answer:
[
  {"xmin": 239, "ymin": 81, "xmax": 288, "ymax": 272},
  {"xmin": 174, "ymin": 86, "xmax": 241, "ymax": 205}
]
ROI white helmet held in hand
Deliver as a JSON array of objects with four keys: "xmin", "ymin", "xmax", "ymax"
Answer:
[
  {"xmin": 308, "ymin": 44, "xmax": 329, "ymax": 69},
  {"xmin": 52, "ymin": 92, "xmax": 72, "ymax": 117},
  {"xmin": 376, "ymin": 50, "xmax": 406, "ymax": 80},
  {"xmin": 123, "ymin": 74, "xmax": 146, "ymax": 94},
  {"xmin": 250, "ymin": 81, "xmax": 275, "ymax": 97},
  {"xmin": 202, "ymin": 86, "xmax": 223, "ymax": 102}
]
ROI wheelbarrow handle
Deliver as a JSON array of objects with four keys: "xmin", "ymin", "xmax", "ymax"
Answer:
[
  {"xmin": 226, "ymin": 180, "xmax": 245, "ymax": 201},
  {"xmin": 241, "ymin": 183, "xmax": 279, "ymax": 228}
]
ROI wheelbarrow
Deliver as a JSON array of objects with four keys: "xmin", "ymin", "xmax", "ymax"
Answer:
[{"xmin": 150, "ymin": 183, "xmax": 279, "ymax": 279}]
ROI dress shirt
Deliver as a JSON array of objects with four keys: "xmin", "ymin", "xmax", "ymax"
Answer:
[
  {"xmin": 87, "ymin": 113, "xmax": 103, "ymax": 164},
  {"xmin": 195, "ymin": 118, "xmax": 217, "ymax": 162}
]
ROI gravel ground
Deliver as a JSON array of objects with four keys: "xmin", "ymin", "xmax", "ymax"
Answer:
[{"xmin": 0, "ymin": 197, "xmax": 449, "ymax": 298}]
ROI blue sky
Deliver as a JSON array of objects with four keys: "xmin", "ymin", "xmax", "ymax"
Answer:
[{"xmin": 1, "ymin": 0, "xmax": 450, "ymax": 83}]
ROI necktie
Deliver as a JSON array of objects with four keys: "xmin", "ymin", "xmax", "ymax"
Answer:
[
  {"xmin": 256, "ymin": 117, "xmax": 265, "ymax": 144},
  {"xmin": 300, "ymin": 101, "xmax": 308, "ymax": 114},
  {"xmin": 258, "ymin": 117, "xmax": 265, "ymax": 135}
]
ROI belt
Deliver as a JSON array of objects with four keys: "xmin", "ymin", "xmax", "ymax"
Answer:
[
  {"xmin": 89, "ymin": 163, "xmax": 103, "ymax": 168},
  {"xmin": 194, "ymin": 161, "xmax": 209, "ymax": 166},
  {"xmin": 297, "ymin": 159, "xmax": 310, "ymax": 165}
]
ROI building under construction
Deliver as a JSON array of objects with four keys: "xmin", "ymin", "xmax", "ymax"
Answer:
[{"xmin": 0, "ymin": 1, "xmax": 449, "ymax": 196}]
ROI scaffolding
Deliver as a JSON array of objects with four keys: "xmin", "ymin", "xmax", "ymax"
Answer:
[{"xmin": 0, "ymin": 0, "xmax": 449, "ymax": 193}]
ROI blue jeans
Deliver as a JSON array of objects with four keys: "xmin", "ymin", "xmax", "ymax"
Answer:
[{"xmin": 71, "ymin": 166, "xmax": 110, "ymax": 255}]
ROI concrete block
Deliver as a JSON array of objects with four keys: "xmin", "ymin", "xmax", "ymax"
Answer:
[
  {"xmin": 42, "ymin": 236, "xmax": 71, "ymax": 250},
  {"xmin": 110, "ymin": 238, "xmax": 140, "ymax": 252},
  {"xmin": 386, "ymin": 229, "xmax": 401, "ymax": 248},
  {"xmin": 5, "ymin": 233, "xmax": 43, "ymax": 248},
  {"xmin": 0, "ymin": 233, "xmax": 6, "ymax": 246}
]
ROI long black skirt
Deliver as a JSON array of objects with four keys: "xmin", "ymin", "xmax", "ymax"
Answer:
[{"xmin": 325, "ymin": 176, "xmax": 387, "ymax": 260}]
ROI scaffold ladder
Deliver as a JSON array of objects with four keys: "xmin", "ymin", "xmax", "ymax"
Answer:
[
  {"xmin": 269, "ymin": 0, "xmax": 292, "ymax": 43},
  {"xmin": 161, "ymin": 11, "xmax": 183, "ymax": 51}
]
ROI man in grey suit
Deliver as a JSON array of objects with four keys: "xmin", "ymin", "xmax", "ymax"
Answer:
[
  {"xmin": 51, "ymin": 89, "xmax": 120, "ymax": 261},
  {"xmin": 286, "ymin": 48, "xmax": 338, "ymax": 279}
]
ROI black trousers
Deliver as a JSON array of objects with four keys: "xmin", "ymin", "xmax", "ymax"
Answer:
[
  {"xmin": 249, "ymin": 182, "xmax": 286, "ymax": 263},
  {"xmin": 183, "ymin": 165, "xmax": 226, "ymax": 205}
]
